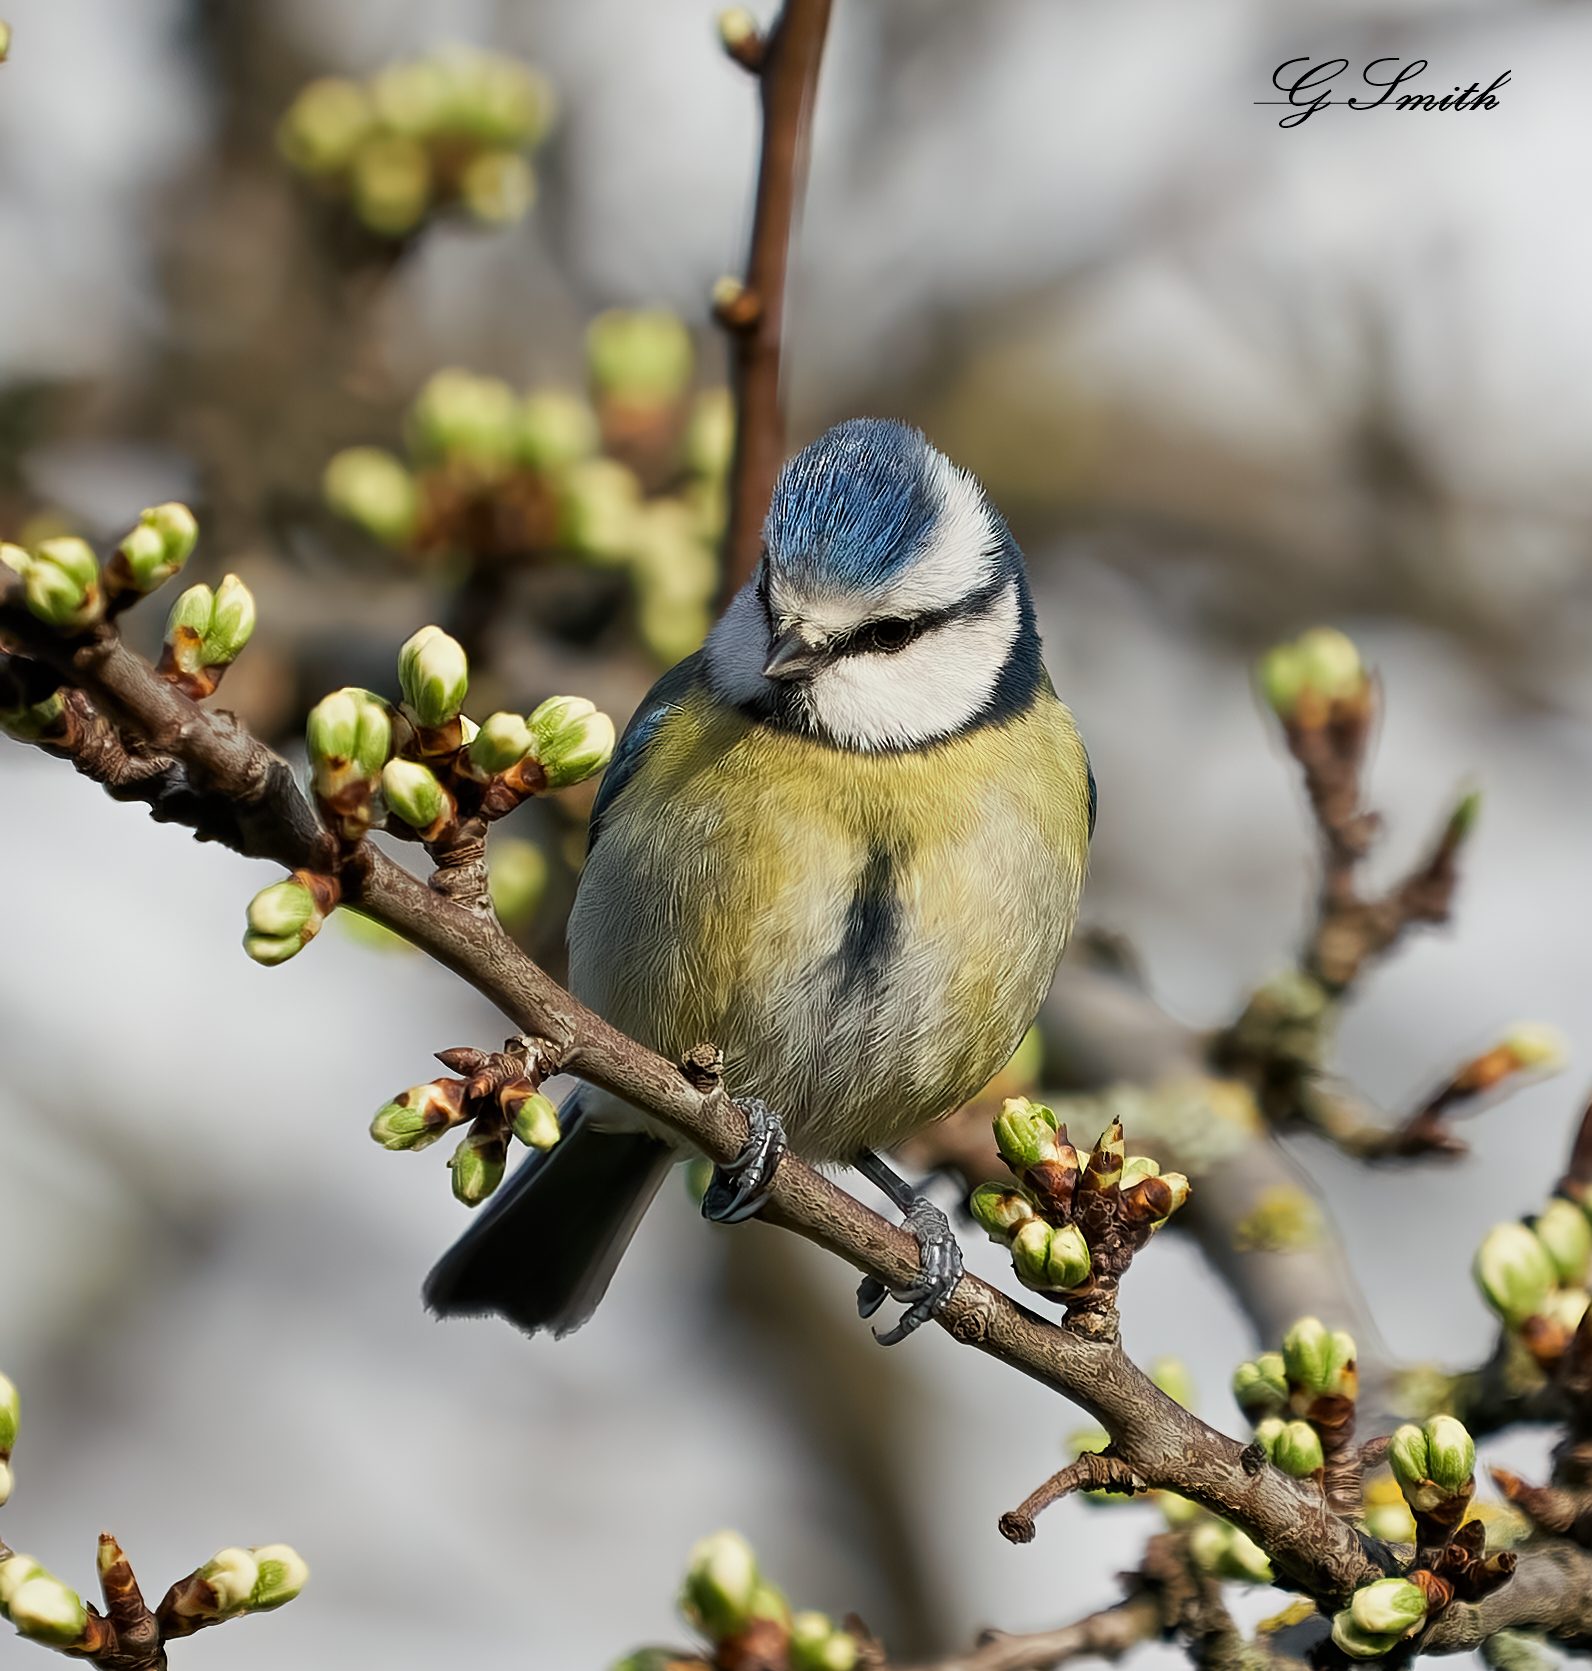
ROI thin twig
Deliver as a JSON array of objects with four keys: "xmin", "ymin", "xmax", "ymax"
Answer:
[
  {"xmin": 715, "ymin": 0, "xmax": 834, "ymax": 605},
  {"xmin": 892, "ymin": 1591, "xmax": 1163, "ymax": 1671}
]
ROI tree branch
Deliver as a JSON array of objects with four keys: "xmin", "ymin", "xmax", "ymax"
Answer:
[{"xmin": 715, "ymin": 0, "xmax": 833, "ymax": 605}]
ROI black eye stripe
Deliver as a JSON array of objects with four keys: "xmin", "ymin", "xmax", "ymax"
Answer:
[{"xmin": 832, "ymin": 573, "xmax": 1011, "ymax": 658}]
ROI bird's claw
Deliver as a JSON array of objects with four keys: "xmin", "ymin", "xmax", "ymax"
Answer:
[
  {"xmin": 857, "ymin": 1195, "xmax": 964, "ymax": 1345},
  {"xmin": 701, "ymin": 1098, "xmax": 787, "ymax": 1224}
]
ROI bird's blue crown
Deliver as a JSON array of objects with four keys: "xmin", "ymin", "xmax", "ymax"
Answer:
[{"xmin": 763, "ymin": 417, "xmax": 989, "ymax": 594}]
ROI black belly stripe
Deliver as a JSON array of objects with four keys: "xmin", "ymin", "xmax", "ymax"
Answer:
[{"xmin": 832, "ymin": 841, "xmax": 902, "ymax": 1001}]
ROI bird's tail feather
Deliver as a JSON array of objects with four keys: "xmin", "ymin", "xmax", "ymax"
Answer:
[{"xmin": 423, "ymin": 1094, "xmax": 672, "ymax": 1337}]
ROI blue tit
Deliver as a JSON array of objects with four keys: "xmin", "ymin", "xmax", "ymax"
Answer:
[{"xmin": 426, "ymin": 416, "xmax": 1095, "ymax": 1342}]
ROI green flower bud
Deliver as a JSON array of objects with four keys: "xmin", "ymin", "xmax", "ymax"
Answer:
[
  {"xmin": 1252, "ymin": 1415, "xmax": 1286, "ymax": 1457},
  {"xmin": 718, "ymin": 8, "xmax": 759, "ymax": 53},
  {"xmin": 1281, "ymin": 1317, "xmax": 1355, "ymax": 1397},
  {"xmin": 110, "ymin": 501, "xmax": 197, "ymax": 597},
  {"xmin": 508, "ymin": 1089, "xmax": 562, "ymax": 1150},
  {"xmin": 1348, "ymin": 1577, "xmax": 1427, "ymax": 1639},
  {"xmin": 470, "ymin": 711, "xmax": 535, "ymax": 775},
  {"xmin": 748, "ymin": 1581, "xmax": 789, "ymax": 1627},
  {"xmin": 307, "ymin": 687, "xmax": 392, "ymax": 801},
  {"xmin": 586, "ymin": 308, "xmax": 694, "ymax": 403},
  {"xmin": 201, "ymin": 1548, "xmax": 259, "ymax": 1614},
  {"xmin": 0, "ymin": 1554, "xmax": 45, "ymax": 1612},
  {"xmin": 244, "ymin": 877, "xmax": 323, "ymax": 965},
  {"xmin": 1150, "ymin": 1357, "xmax": 1196, "ymax": 1410},
  {"xmin": 247, "ymin": 1544, "xmax": 309, "ymax": 1610},
  {"xmin": 381, "ymin": 758, "xmax": 450, "ymax": 833},
  {"xmin": 323, "ymin": 448, "xmax": 419, "ymax": 547},
  {"xmin": 527, "ymin": 694, "xmax": 615, "ymax": 789},
  {"xmin": 1256, "ymin": 643, "xmax": 1307, "ymax": 718},
  {"xmin": 0, "ymin": 689, "xmax": 64, "ymax": 743},
  {"xmin": 410, "ymin": 370, "xmax": 519, "ymax": 467},
  {"xmin": 1296, "ymin": 628, "xmax": 1365, "ymax": 701},
  {"xmin": 1233, "ymin": 1354, "xmax": 1289, "ymax": 1418},
  {"xmin": 791, "ymin": 1612, "xmax": 860, "ymax": 1671},
  {"xmin": 0, "ymin": 1460, "xmax": 11, "ymax": 1507},
  {"xmin": 1533, "ymin": 1197, "xmax": 1592, "ymax": 1286},
  {"xmin": 1474, "ymin": 1221, "xmax": 1558, "ymax": 1328},
  {"xmin": 993, "ymin": 1095, "xmax": 1062, "ymax": 1172},
  {"xmin": 459, "ymin": 150, "xmax": 537, "ymax": 224},
  {"xmin": 0, "ymin": 1370, "xmax": 17, "ymax": 1454},
  {"xmin": 558, "ymin": 456, "xmax": 644, "ymax": 562},
  {"xmin": 1504, "ymin": 1024, "xmax": 1569, "ymax": 1073},
  {"xmin": 1331, "ymin": 1613, "xmax": 1403, "ymax": 1661},
  {"xmin": 278, "ymin": 77, "xmax": 374, "ymax": 174},
  {"xmin": 1011, "ymin": 1220, "xmax": 1091, "ymax": 1293},
  {"xmin": 371, "ymin": 57, "xmax": 449, "ymax": 135},
  {"xmin": 1425, "ymin": 1414, "xmax": 1475, "ymax": 1495},
  {"xmin": 1120, "ymin": 1154, "xmax": 1160, "ymax": 1189},
  {"xmin": 350, "ymin": 133, "xmax": 432, "ymax": 237},
  {"xmin": 370, "ymin": 1079, "xmax": 466, "ymax": 1152},
  {"xmin": 1271, "ymin": 1419, "xmax": 1325, "ymax": 1478},
  {"xmin": 8, "ymin": 1573, "xmax": 87, "ymax": 1645},
  {"xmin": 607, "ymin": 1654, "xmax": 678, "ymax": 1671},
  {"xmin": 1188, "ymin": 1522, "xmax": 1271, "ymax": 1585},
  {"xmin": 205, "ymin": 574, "xmax": 256, "ymax": 664},
  {"xmin": 685, "ymin": 387, "xmax": 735, "ymax": 479},
  {"xmin": 0, "ymin": 23, "xmax": 11, "ymax": 62},
  {"xmin": 511, "ymin": 389, "xmax": 598, "ymax": 473},
  {"xmin": 968, "ymin": 1182, "xmax": 1037, "ymax": 1245},
  {"xmin": 488, "ymin": 838, "xmax": 547, "ymax": 929},
  {"xmin": 679, "ymin": 1530, "xmax": 758, "ymax": 1642},
  {"xmin": 397, "ymin": 624, "xmax": 469, "ymax": 726},
  {"xmin": 23, "ymin": 536, "xmax": 101, "ymax": 629},
  {"xmin": 1363, "ymin": 1500, "xmax": 1417, "ymax": 1544},
  {"xmin": 449, "ymin": 1130, "xmax": 505, "ymax": 1206},
  {"xmin": 1388, "ymin": 1423, "xmax": 1431, "ymax": 1503}
]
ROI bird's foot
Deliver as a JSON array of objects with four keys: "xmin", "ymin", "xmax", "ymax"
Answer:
[
  {"xmin": 701, "ymin": 1097, "xmax": 787, "ymax": 1224},
  {"xmin": 856, "ymin": 1194, "xmax": 964, "ymax": 1346}
]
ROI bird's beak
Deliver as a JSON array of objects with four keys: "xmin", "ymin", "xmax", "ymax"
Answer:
[{"xmin": 762, "ymin": 626, "xmax": 825, "ymax": 682}]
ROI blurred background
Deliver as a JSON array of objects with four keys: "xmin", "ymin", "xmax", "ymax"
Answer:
[{"xmin": 3, "ymin": 0, "xmax": 1592, "ymax": 1665}]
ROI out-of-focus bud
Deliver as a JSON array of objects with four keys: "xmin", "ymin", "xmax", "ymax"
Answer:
[
  {"xmin": 506, "ymin": 1088, "xmax": 562, "ymax": 1150},
  {"xmin": 790, "ymin": 1611, "xmax": 860, "ymax": 1671},
  {"xmin": 1296, "ymin": 628, "xmax": 1365, "ymax": 701},
  {"xmin": 247, "ymin": 1545, "xmax": 310, "ymax": 1610},
  {"xmin": 110, "ymin": 502, "xmax": 198, "ymax": 596},
  {"xmin": 1348, "ymin": 1577, "xmax": 1428, "ymax": 1639},
  {"xmin": 410, "ymin": 370, "xmax": 520, "ymax": 469},
  {"xmin": 993, "ymin": 1096, "xmax": 1062, "ymax": 1172},
  {"xmin": 968, "ymin": 1182, "xmax": 1037, "ymax": 1245},
  {"xmin": 7, "ymin": 1571, "xmax": 87, "ymax": 1645},
  {"xmin": 587, "ymin": 309, "xmax": 694, "ymax": 405},
  {"xmin": 1363, "ymin": 1499, "xmax": 1417, "ymax": 1544},
  {"xmin": 0, "ymin": 1371, "xmax": 17, "ymax": 1456},
  {"xmin": 308, "ymin": 686, "xmax": 392, "ymax": 810},
  {"xmin": 679, "ymin": 1530, "xmax": 759, "ymax": 1642},
  {"xmin": 1233, "ymin": 1353, "xmax": 1289, "ymax": 1418},
  {"xmin": 1533, "ymin": 1198, "xmax": 1591, "ymax": 1286},
  {"xmin": 527, "ymin": 694, "xmax": 615, "ymax": 789},
  {"xmin": 351, "ymin": 133, "xmax": 432, "ymax": 236},
  {"xmin": 1474, "ymin": 1221, "xmax": 1558, "ymax": 1328},
  {"xmin": 202, "ymin": 1548, "xmax": 260, "ymax": 1614},
  {"xmin": 278, "ymin": 77, "xmax": 374, "ymax": 174},
  {"xmin": 243, "ymin": 876, "xmax": 325, "ymax": 966},
  {"xmin": 518, "ymin": 389, "xmax": 600, "ymax": 472},
  {"xmin": 558, "ymin": 456, "xmax": 644, "ymax": 562},
  {"xmin": 20, "ymin": 536, "xmax": 102, "ymax": 629},
  {"xmin": 1502, "ymin": 1024, "xmax": 1568, "ymax": 1073},
  {"xmin": 449, "ymin": 1129, "xmax": 506, "ymax": 1206},
  {"xmin": 717, "ymin": 8, "xmax": 759, "ymax": 54},
  {"xmin": 1188, "ymin": 1522, "xmax": 1272, "ymax": 1585},
  {"xmin": 370, "ymin": 1078, "xmax": 468, "ymax": 1152},
  {"xmin": 748, "ymin": 1582, "xmax": 789, "ymax": 1628},
  {"xmin": 685, "ymin": 388, "xmax": 735, "ymax": 479},
  {"xmin": 469, "ymin": 711, "xmax": 535, "ymax": 775},
  {"xmin": 382, "ymin": 758, "xmax": 452, "ymax": 836},
  {"xmin": 323, "ymin": 448, "xmax": 419, "ymax": 547},
  {"xmin": 1255, "ymin": 642, "xmax": 1306, "ymax": 718},
  {"xmin": 0, "ymin": 688, "xmax": 64, "ymax": 744},
  {"xmin": 0, "ymin": 23, "xmax": 11, "ymax": 62},
  {"xmin": 1011, "ymin": 1220, "xmax": 1091, "ymax": 1293},
  {"xmin": 488, "ymin": 837, "xmax": 548, "ymax": 930},
  {"xmin": 1271, "ymin": 1420, "xmax": 1325, "ymax": 1479},
  {"xmin": 459, "ymin": 150, "xmax": 536, "ymax": 223},
  {"xmin": 1150, "ymin": 1357, "xmax": 1196, "ymax": 1410},
  {"xmin": 397, "ymin": 624, "xmax": 469, "ymax": 727}
]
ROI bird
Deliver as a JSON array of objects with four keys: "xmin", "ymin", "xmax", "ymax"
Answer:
[{"xmin": 425, "ymin": 416, "xmax": 1095, "ymax": 1343}]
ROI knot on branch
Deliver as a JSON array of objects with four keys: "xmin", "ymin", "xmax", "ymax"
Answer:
[{"xmin": 999, "ymin": 1451, "xmax": 1148, "ymax": 1544}]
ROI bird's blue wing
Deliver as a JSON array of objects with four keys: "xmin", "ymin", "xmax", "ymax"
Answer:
[{"xmin": 587, "ymin": 652, "xmax": 705, "ymax": 852}]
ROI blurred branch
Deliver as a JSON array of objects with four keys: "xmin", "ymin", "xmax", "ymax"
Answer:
[{"xmin": 715, "ymin": 0, "xmax": 834, "ymax": 605}]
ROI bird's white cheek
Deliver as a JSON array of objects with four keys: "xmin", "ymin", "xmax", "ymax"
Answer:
[{"xmin": 809, "ymin": 588, "xmax": 1020, "ymax": 750}]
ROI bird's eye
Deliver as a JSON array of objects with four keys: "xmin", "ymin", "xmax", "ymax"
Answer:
[{"xmin": 859, "ymin": 617, "xmax": 918, "ymax": 654}]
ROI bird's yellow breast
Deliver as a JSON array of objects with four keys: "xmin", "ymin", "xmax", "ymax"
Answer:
[{"xmin": 569, "ymin": 684, "xmax": 1092, "ymax": 1159}]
